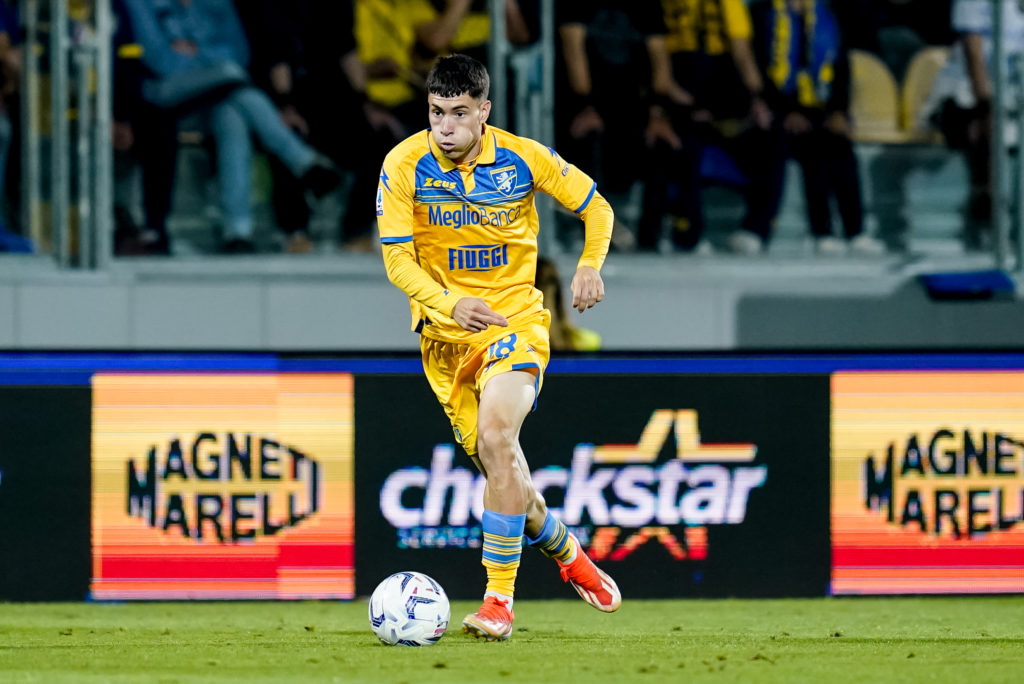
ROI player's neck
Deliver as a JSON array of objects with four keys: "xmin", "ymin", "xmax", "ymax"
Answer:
[{"xmin": 455, "ymin": 139, "xmax": 484, "ymax": 169}]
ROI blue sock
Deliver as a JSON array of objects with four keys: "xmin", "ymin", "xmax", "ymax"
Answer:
[
  {"xmin": 527, "ymin": 511, "xmax": 576, "ymax": 563},
  {"xmin": 481, "ymin": 510, "xmax": 526, "ymax": 598}
]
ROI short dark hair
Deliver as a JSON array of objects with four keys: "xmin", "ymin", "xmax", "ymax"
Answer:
[{"xmin": 426, "ymin": 54, "xmax": 490, "ymax": 101}]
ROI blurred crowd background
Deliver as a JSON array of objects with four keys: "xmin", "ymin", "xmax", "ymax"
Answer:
[{"xmin": 0, "ymin": 0, "xmax": 1017, "ymax": 262}]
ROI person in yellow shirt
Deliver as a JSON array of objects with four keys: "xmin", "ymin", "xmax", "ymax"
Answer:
[{"xmin": 377, "ymin": 54, "xmax": 621, "ymax": 641}]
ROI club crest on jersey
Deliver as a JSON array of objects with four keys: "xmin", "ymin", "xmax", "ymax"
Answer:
[{"xmin": 490, "ymin": 166, "xmax": 517, "ymax": 196}]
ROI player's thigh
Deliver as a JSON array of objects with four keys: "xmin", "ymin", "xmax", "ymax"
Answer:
[
  {"xmin": 475, "ymin": 318, "xmax": 549, "ymax": 429},
  {"xmin": 477, "ymin": 369, "xmax": 538, "ymax": 441}
]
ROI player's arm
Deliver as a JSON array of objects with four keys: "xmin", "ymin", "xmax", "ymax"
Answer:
[
  {"xmin": 528, "ymin": 141, "xmax": 613, "ymax": 312},
  {"xmin": 382, "ymin": 244, "xmax": 507, "ymax": 332},
  {"xmin": 377, "ymin": 155, "xmax": 461, "ymax": 313},
  {"xmin": 570, "ymin": 191, "xmax": 612, "ymax": 312},
  {"xmin": 381, "ymin": 242, "xmax": 458, "ymax": 315},
  {"xmin": 377, "ymin": 155, "xmax": 506, "ymax": 332}
]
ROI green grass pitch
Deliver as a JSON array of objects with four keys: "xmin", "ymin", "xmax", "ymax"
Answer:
[{"xmin": 1, "ymin": 597, "xmax": 1022, "ymax": 683}]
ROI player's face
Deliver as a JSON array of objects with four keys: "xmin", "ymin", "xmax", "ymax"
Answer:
[{"xmin": 428, "ymin": 93, "xmax": 491, "ymax": 164}]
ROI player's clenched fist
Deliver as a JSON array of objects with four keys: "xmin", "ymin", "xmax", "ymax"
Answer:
[
  {"xmin": 453, "ymin": 297, "xmax": 509, "ymax": 332},
  {"xmin": 570, "ymin": 265, "xmax": 605, "ymax": 313}
]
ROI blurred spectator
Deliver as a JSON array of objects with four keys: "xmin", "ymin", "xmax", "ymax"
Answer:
[
  {"xmin": 112, "ymin": 0, "xmax": 180, "ymax": 255},
  {"xmin": 923, "ymin": 0, "xmax": 1023, "ymax": 250},
  {"xmin": 638, "ymin": 0, "xmax": 786, "ymax": 254},
  {"xmin": 355, "ymin": 0, "xmax": 431, "ymax": 131},
  {"xmin": 119, "ymin": 0, "xmax": 340, "ymax": 254},
  {"xmin": 351, "ymin": 0, "xmax": 436, "ymax": 251},
  {"xmin": 238, "ymin": 0, "xmax": 405, "ymax": 253},
  {"xmin": 556, "ymin": 1, "xmax": 664, "ymax": 252},
  {"xmin": 833, "ymin": 0, "xmax": 955, "ymax": 79},
  {"xmin": 413, "ymin": 0, "xmax": 535, "ymax": 69},
  {"xmin": 0, "ymin": 0, "xmax": 28, "ymax": 253},
  {"xmin": 415, "ymin": 0, "xmax": 540, "ymax": 138},
  {"xmin": 751, "ymin": 0, "xmax": 885, "ymax": 255},
  {"xmin": 536, "ymin": 256, "xmax": 601, "ymax": 352}
]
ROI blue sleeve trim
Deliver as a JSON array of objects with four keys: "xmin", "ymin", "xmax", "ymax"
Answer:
[
  {"xmin": 574, "ymin": 182, "xmax": 597, "ymax": 214},
  {"xmin": 380, "ymin": 236, "xmax": 413, "ymax": 244}
]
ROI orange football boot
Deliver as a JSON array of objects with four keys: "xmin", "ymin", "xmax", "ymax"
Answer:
[
  {"xmin": 557, "ymin": 536, "xmax": 622, "ymax": 612},
  {"xmin": 462, "ymin": 595, "xmax": 515, "ymax": 641}
]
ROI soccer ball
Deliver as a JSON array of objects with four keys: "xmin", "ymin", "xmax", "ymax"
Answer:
[{"xmin": 368, "ymin": 571, "xmax": 450, "ymax": 646}]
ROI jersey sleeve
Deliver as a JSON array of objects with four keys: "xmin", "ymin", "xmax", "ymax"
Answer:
[
  {"xmin": 376, "ymin": 151, "xmax": 414, "ymax": 244},
  {"xmin": 526, "ymin": 139, "xmax": 613, "ymax": 271},
  {"xmin": 722, "ymin": 0, "xmax": 753, "ymax": 41},
  {"xmin": 377, "ymin": 149, "xmax": 462, "ymax": 318}
]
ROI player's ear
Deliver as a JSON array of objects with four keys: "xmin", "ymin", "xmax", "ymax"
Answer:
[{"xmin": 480, "ymin": 99, "xmax": 491, "ymax": 123}]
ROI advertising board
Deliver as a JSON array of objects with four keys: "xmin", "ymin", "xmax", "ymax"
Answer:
[
  {"xmin": 356, "ymin": 374, "xmax": 831, "ymax": 599},
  {"xmin": 832, "ymin": 372, "xmax": 1024, "ymax": 594},
  {"xmin": 91, "ymin": 373, "xmax": 355, "ymax": 599},
  {"xmin": 0, "ymin": 387, "xmax": 91, "ymax": 600}
]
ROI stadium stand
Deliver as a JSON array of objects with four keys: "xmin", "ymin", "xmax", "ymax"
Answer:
[
  {"xmin": 900, "ymin": 46, "xmax": 951, "ymax": 140},
  {"xmin": 849, "ymin": 49, "xmax": 905, "ymax": 144}
]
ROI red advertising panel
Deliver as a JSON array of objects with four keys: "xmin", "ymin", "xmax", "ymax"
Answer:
[
  {"xmin": 91, "ymin": 373, "xmax": 354, "ymax": 599},
  {"xmin": 832, "ymin": 372, "xmax": 1024, "ymax": 594}
]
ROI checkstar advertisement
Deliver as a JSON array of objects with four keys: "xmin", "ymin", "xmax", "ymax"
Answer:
[
  {"xmin": 831, "ymin": 372, "xmax": 1024, "ymax": 595},
  {"xmin": 91, "ymin": 373, "xmax": 355, "ymax": 600},
  {"xmin": 355, "ymin": 374, "xmax": 831, "ymax": 599}
]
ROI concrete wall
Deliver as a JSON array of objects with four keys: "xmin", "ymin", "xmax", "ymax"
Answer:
[{"xmin": 2, "ymin": 253, "xmax": 1021, "ymax": 351}]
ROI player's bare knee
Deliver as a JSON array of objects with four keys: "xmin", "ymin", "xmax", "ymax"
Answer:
[{"xmin": 476, "ymin": 426, "xmax": 517, "ymax": 465}]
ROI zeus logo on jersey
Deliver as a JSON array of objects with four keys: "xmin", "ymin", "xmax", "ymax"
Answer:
[
  {"xmin": 449, "ymin": 244, "xmax": 509, "ymax": 272},
  {"xmin": 428, "ymin": 204, "xmax": 522, "ymax": 229}
]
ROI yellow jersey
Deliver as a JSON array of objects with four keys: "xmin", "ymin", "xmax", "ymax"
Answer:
[
  {"xmin": 663, "ymin": 0, "xmax": 752, "ymax": 56},
  {"xmin": 354, "ymin": 0, "xmax": 435, "ymax": 107},
  {"xmin": 377, "ymin": 124, "xmax": 613, "ymax": 344}
]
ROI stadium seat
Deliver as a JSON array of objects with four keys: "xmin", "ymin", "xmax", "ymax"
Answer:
[
  {"xmin": 900, "ymin": 46, "xmax": 951, "ymax": 142},
  {"xmin": 849, "ymin": 49, "xmax": 907, "ymax": 143}
]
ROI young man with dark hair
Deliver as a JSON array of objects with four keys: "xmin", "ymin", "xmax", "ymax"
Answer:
[{"xmin": 377, "ymin": 53, "xmax": 620, "ymax": 641}]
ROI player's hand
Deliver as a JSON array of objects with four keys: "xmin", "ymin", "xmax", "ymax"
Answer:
[
  {"xmin": 452, "ymin": 297, "xmax": 508, "ymax": 332},
  {"xmin": 570, "ymin": 265, "xmax": 604, "ymax": 313}
]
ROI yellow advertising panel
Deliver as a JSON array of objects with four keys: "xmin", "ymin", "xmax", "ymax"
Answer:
[
  {"xmin": 832, "ymin": 372, "xmax": 1024, "ymax": 594},
  {"xmin": 91, "ymin": 373, "xmax": 354, "ymax": 599}
]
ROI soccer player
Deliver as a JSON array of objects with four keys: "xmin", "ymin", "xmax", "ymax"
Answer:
[{"xmin": 377, "ymin": 53, "xmax": 621, "ymax": 641}]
